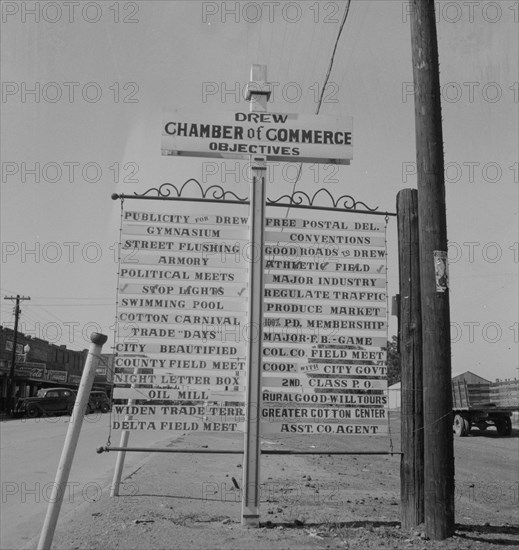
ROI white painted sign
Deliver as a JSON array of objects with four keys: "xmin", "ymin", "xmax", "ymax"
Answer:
[
  {"xmin": 122, "ymin": 223, "xmax": 249, "ymax": 240},
  {"xmin": 120, "ymin": 251, "xmax": 251, "ymax": 269},
  {"xmin": 260, "ymin": 215, "xmax": 388, "ymax": 436},
  {"xmin": 114, "ymin": 208, "xmax": 250, "ymax": 432},
  {"xmin": 115, "ymin": 357, "xmax": 245, "ymax": 370},
  {"xmin": 261, "ymin": 406, "xmax": 387, "ymax": 422},
  {"xmin": 123, "ymin": 212, "xmax": 249, "ymax": 226},
  {"xmin": 118, "ymin": 282, "xmax": 247, "ymax": 298},
  {"xmin": 264, "ymin": 273, "xmax": 386, "ymax": 287},
  {"xmin": 262, "ymin": 375, "xmax": 387, "ymax": 390},
  {"xmin": 119, "ymin": 267, "xmax": 248, "ymax": 283},
  {"xmin": 113, "ymin": 382, "xmax": 245, "ymax": 395},
  {"xmin": 265, "ymin": 218, "xmax": 384, "ymax": 231},
  {"xmin": 262, "ymin": 363, "xmax": 387, "ymax": 375},
  {"xmin": 261, "ymin": 422, "xmax": 388, "ymax": 435},
  {"xmin": 262, "ymin": 391, "xmax": 387, "ymax": 406},
  {"xmin": 264, "ymin": 230, "xmax": 386, "ymax": 247},
  {"xmin": 119, "ymin": 296, "xmax": 248, "ymax": 312},
  {"xmin": 263, "ymin": 303, "xmax": 387, "ymax": 317},
  {"xmin": 263, "ymin": 259, "xmax": 386, "ymax": 273},
  {"xmin": 162, "ymin": 109, "xmax": 353, "ymax": 164}
]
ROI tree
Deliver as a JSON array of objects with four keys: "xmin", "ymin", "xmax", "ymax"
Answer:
[{"xmin": 386, "ymin": 335, "xmax": 401, "ymax": 386}]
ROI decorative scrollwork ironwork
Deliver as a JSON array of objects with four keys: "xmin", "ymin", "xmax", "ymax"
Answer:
[
  {"xmin": 267, "ymin": 188, "xmax": 379, "ymax": 212},
  {"xmin": 113, "ymin": 179, "xmax": 387, "ymax": 214},
  {"xmin": 135, "ymin": 180, "xmax": 248, "ymax": 202}
]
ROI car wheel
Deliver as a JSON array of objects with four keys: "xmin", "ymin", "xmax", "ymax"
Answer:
[
  {"xmin": 453, "ymin": 414, "xmax": 469, "ymax": 437},
  {"xmin": 67, "ymin": 403, "xmax": 75, "ymax": 416},
  {"xmin": 100, "ymin": 403, "xmax": 110, "ymax": 414},
  {"xmin": 496, "ymin": 418, "xmax": 512, "ymax": 436},
  {"xmin": 26, "ymin": 405, "xmax": 39, "ymax": 418}
]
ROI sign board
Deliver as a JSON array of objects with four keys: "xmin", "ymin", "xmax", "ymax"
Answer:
[
  {"xmin": 113, "ymin": 209, "xmax": 249, "ymax": 433},
  {"xmin": 162, "ymin": 109, "xmax": 353, "ymax": 164},
  {"xmin": 68, "ymin": 374, "xmax": 82, "ymax": 385},
  {"xmin": 15, "ymin": 362, "xmax": 46, "ymax": 380},
  {"xmin": 46, "ymin": 369, "xmax": 68, "ymax": 383},
  {"xmin": 260, "ymin": 215, "xmax": 388, "ymax": 436},
  {"xmin": 113, "ymin": 208, "xmax": 388, "ymax": 436},
  {"xmin": 6, "ymin": 340, "xmax": 24, "ymax": 354}
]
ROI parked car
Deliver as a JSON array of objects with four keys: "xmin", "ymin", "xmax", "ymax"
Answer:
[
  {"xmin": 87, "ymin": 390, "xmax": 111, "ymax": 413},
  {"xmin": 13, "ymin": 387, "xmax": 76, "ymax": 418}
]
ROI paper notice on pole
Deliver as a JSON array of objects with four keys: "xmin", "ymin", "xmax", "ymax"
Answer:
[{"xmin": 434, "ymin": 250, "xmax": 449, "ymax": 292}]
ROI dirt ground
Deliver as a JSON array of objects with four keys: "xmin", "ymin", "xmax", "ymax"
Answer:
[{"xmin": 30, "ymin": 417, "xmax": 519, "ymax": 550}]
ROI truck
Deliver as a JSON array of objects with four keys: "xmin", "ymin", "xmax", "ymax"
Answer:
[{"xmin": 452, "ymin": 378, "xmax": 518, "ymax": 437}]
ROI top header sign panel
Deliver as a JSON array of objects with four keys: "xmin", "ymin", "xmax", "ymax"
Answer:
[{"xmin": 161, "ymin": 109, "xmax": 353, "ymax": 164}]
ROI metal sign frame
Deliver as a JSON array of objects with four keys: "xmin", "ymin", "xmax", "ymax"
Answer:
[{"xmin": 111, "ymin": 181, "xmax": 395, "ymax": 218}]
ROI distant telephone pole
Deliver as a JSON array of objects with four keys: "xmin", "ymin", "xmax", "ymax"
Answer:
[
  {"xmin": 4, "ymin": 294, "xmax": 31, "ymax": 412},
  {"xmin": 409, "ymin": 0, "xmax": 454, "ymax": 540}
]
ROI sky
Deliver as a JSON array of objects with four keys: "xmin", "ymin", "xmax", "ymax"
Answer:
[{"xmin": 1, "ymin": 0, "xmax": 517, "ymax": 381}]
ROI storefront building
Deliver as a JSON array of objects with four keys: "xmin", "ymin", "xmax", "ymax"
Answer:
[{"xmin": 0, "ymin": 326, "xmax": 113, "ymax": 410}]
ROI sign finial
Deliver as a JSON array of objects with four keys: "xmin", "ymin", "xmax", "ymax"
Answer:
[{"xmin": 245, "ymin": 64, "xmax": 271, "ymax": 104}]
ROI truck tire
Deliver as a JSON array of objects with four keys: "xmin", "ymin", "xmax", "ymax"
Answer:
[
  {"xmin": 100, "ymin": 403, "xmax": 110, "ymax": 414},
  {"xmin": 495, "ymin": 417, "xmax": 512, "ymax": 436},
  {"xmin": 453, "ymin": 414, "xmax": 470, "ymax": 437}
]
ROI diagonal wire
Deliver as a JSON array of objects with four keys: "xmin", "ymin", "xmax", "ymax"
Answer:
[{"xmin": 284, "ymin": 0, "xmax": 352, "ymax": 218}]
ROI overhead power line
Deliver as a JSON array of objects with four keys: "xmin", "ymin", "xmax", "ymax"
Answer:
[
  {"xmin": 286, "ymin": 0, "xmax": 352, "ymax": 214},
  {"xmin": 315, "ymin": 0, "xmax": 351, "ymax": 116}
]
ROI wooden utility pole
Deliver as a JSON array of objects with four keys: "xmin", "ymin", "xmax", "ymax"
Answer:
[
  {"xmin": 409, "ymin": 0, "xmax": 455, "ymax": 540},
  {"xmin": 397, "ymin": 189, "xmax": 424, "ymax": 528},
  {"xmin": 4, "ymin": 294, "xmax": 30, "ymax": 412}
]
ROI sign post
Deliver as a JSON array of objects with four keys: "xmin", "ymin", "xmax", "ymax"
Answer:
[
  {"xmin": 241, "ymin": 64, "xmax": 269, "ymax": 527},
  {"xmin": 38, "ymin": 333, "xmax": 108, "ymax": 550},
  {"xmin": 103, "ymin": 64, "xmax": 355, "ymax": 527}
]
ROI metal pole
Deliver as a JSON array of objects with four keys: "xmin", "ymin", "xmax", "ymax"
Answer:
[
  {"xmin": 97, "ymin": 447, "xmax": 401, "ymax": 456},
  {"xmin": 110, "ymin": 429, "xmax": 130, "ymax": 497},
  {"xmin": 110, "ymin": 364, "xmax": 141, "ymax": 496},
  {"xmin": 241, "ymin": 64, "xmax": 269, "ymax": 527},
  {"xmin": 37, "ymin": 333, "xmax": 108, "ymax": 550}
]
